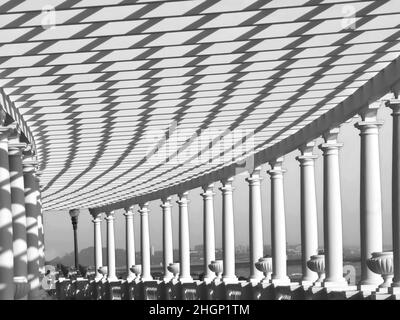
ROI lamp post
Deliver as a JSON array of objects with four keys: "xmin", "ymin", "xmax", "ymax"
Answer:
[{"xmin": 69, "ymin": 209, "xmax": 80, "ymax": 273}]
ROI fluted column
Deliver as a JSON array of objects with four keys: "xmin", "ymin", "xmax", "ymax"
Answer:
[
  {"xmin": 105, "ymin": 211, "xmax": 117, "ymax": 282},
  {"xmin": 89, "ymin": 210, "xmax": 103, "ymax": 281},
  {"xmin": 201, "ymin": 184, "xmax": 216, "ymax": 282},
  {"xmin": 139, "ymin": 203, "xmax": 152, "ymax": 281},
  {"xmin": 355, "ymin": 103, "xmax": 384, "ymax": 290},
  {"xmin": 296, "ymin": 142, "xmax": 319, "ymax": 284},
  {"xmin": 177, "ymin": 192, "xmax": 192, "ymax": 282},
  {"xmin": 161, "ymin": 197, "xmax": 173, "ymax": 281},
  {"xmin": 246, "ymin": 167, "xmax": 263, "ymax": 282},
  {"xmin": 220, "ymin": 177, "xmax": 237, "ymax": 283},
  {"xmin": 124, "ymin": 206, "xmax": 136, "ymax": 281},
  {"xmin": 388, "ymin": 100, "xmax": 400, "ymax": 292},
  {"xmin": 319, "ymin": 128, "xmax": 347, "ymax": 288},
  {"xmin": 0, "ymin": 127, "xmax": 14, "ymax": 300},
  {"xmin": 23, "ymin": 158, "xmax": 40, "ymax": 299},
  {"xmin": 268, "ymin": 158, "xmax": 290, "ymax": 285},
  {"xmin": 9, "ymin": 139, "xmax": 28, "ymax": 299}
]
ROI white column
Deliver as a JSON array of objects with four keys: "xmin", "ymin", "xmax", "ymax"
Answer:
[
  {"xmin": 319, "ymin": 127, "xmax": 347, "ymax": 288},
  {"xmin": 201, "ymin": 184, "xmax": 216, "ymax": 282},
  {"xmin": 23, "ymin": 158, "xmax": 40, "ymax": 299},
  {"xmin": 355, "ymin": 103, "xmax": 384, "ymax": 290},
  {"xmin": 34, "ymin": 175, "xmax": 45, "ymax": 276},
  {"xmin": 177, "ymin": 192, "xmax": 192, "ymax": 283},
  {"xmin": 105, "ymin": 211, "xmax": 118, "ymax": 282},
  {"xmin": 246, "ymin": 167, "xmax": 264, "ymax": 283},
  {"xmin": 0, "ymin": 128, "xmax": 14, "ymax": 300},
  {"xmin": 89, "ymin": 210, "xmax": 103, "ymax": 281},
  {"xmin": 389, "ymin": 100, "xmax": 400, "ymax": 291},
  {"xmin": 9, "ymin": 140, "xmax": 28, "ymax": 299},
  {"xmin": 268, "ymin": 158, "xmax": 290, "ymax": 285},
  {"xmin": 296, "ymin": 142, "xmax": 319, "ymax": 284},
  {"xmin": 124, "ymin": 206, "xmax": 136, "ymax": 281},
  {"xmin": 161, "ymin": 197, "xmax": 173, "ymax": 282},
  {"xmin": 139, "ymin": 203, "xmax": 152, "ymax": 281},
  {"xmin": 220, "ymin": 177, "xmax": 237, "ymax": 283}
]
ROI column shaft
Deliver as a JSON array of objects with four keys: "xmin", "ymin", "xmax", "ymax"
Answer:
[
  {"xmin": 319, "ymin": 128, "xmax": 347, "ymax": 287},
  {"xmin": 161, "ymin": 198, "xmax": 173, "ymax": 281},
  {"xmin": 268, "ymin": 158, "xmax": 290, "ymax": 285},
  {"xmin": 247, "ymin": 168, "xmax": 263, "ymax": 282},
  {"xmin": 220, "ymin": 178, "xmax": 237, "ymax": 283},
  {"xmin": 0, "ymin": 131, "xmax": 14, "ymax": 300},
  {"xmin": 297, "ymin": 143, "xmax": 319, "ymax": 284},
  {"xmin": 356, "ymin": 105, "xmax": 384, "ymax": 288},
  {"xmin": 177, "ymin": 192, "xmax": 192, "ymax": 282},
  {"xmin": 124, "ymin": 207, "xmax": 136, "ymax": 281},
  {"xmin": 90, "ymin": 212, "xmax": 103, "ymax": 281},
  {"xmin": 9, "ymin": 145, "xmax": 28, "ymax": 298},
  {"xmin": 105, "ymin": 211, "xmax": 117, "ymax": 282},
  {"xmin": 23, "ymin": 161, "xmax": 40, "ymax": 299},
  {"xmin": 201, "ymin": 184, "xmax": 216, "ymax": 282},
  {"xmin": 140, "ymin": 203, "xmax": 152, "ymax": 281},
  {"xmin": 389, "ymin": 102, "xmax": 400, "ymax": 288}
]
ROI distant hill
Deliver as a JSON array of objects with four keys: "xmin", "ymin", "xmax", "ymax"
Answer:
[{"xmin": 48, "ymin": 247, "xmax": 134, "ymax": 268}]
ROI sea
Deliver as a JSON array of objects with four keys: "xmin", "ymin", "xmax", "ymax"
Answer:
[{"xmin": 117, "ymin": 260, "xmax": 362, "ymax": 284}]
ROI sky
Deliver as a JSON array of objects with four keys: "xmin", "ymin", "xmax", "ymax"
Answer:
[{"xmin": 43, "ymin": 105, "xmax": 394, "ymax": 260}]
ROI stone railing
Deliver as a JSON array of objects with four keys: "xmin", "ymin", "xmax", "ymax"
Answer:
[{"xmin": 55, "ymin": 278, "xmax": 399, "ymax": 300}]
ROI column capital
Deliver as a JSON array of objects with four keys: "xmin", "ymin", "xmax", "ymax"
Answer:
[
  {"xmin": 160, "ymin": 196, "xmax": 172, "ymax": 209},
  {"xmin": 139, "ymin": 202, "xmax": 149, "ymax": 215},
  {"xmin": 201, "ymin": 184, "xmax": 215, "ymax": 199},
  {"xmin": 246, "ymin": 166, "xmax": 262, "ymax": 185},
  {"xmin": 105, "ymin": 210, "xmax": 115, "ymax": 221},
  {"xmin": 358, "ymin": 101, "xmax": 382, "ymax": 122},
  {"xmin": 177, "ymin": 192, "xmax": 189, "ymax": 205},
  {"xmin": 22, "ymin": 156, "xmax": 38, "ymax": 171},
  {"xmin": 268, "ymin": 157, "xmax": 286, "ymax": 176},
  {"xmin": 319, "ymin": 127, "xmax": 343, "ymax": 152},
  {"xmin": 219, "ymin": 177, "xmax": 234, "ymax": 192},
  {"xmin": 298, "ymin": 141, "xmax": 316, "ymax": 156},
  {"xmin": 385, "ymin": 96, "xmax": 400, "ymax": 115},
  {"xmin": 123, "ymin": 206, "xmax": 135, "ymax": 217}
]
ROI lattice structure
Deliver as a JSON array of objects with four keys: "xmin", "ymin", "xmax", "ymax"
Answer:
[{"xmin": 0, "ymin": 0, "xmax": 400, "ymax": 211}]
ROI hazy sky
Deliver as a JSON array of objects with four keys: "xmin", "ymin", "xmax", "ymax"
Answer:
[{"xmin": 43, "ymin": 106, "xmax": 394, "ymax": 260}]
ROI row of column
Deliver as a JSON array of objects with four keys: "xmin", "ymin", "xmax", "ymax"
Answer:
[
  {"xmin": 0, "ymin": 124, "xmax": 43, "ymax": 300},
  {"xmin": 90, "ymin": 101, "xmax": 399, "ymax": 291}
]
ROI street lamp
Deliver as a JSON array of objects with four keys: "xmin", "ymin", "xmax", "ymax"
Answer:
[{"xmin": 69, "ymin": 209, "xmax": 80, "ymax": 273}]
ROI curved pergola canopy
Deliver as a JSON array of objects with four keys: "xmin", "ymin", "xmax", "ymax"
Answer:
[{"xmin": 1, "ymin": 0, "xmax": 400, "ymax": 212}]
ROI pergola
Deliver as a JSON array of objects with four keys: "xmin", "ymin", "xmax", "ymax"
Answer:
[{"xmin": 1, "ymin": 0, "xmax": 400, "ymax": 213}]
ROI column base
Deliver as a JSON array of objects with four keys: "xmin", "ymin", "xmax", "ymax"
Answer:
[
  {"xmin": 141, "ymin": 276, "xmax": 154, "ymax": 282},
  {"xmin": 323, "ymin": 278, "xmax": 348, "ymax": 289},
  {"xmin": 163, "ymin": 276, "xmax": 173, "ymax": 282},
  {"xmin": 249, "ymin": 276, "xmax": 263, "ymax": 285},
  {"xmin": 14, "ymin": 276, "xmax": 29, "ymax": 300},
  {"xmin": 203, "ymin": 276, "xmax": 216, "ymax": 284},
  {"xmin": 179, "ymin": 276, "xmax": 193, "ymax": 284},
  {"xmin": 126, "ymin": 275, "xmax": 136, "ymax": 283},
  {"xmin": 358, "ymin": 284, "xmax": 379, "ymax": 292},
  {"xmin": 222, "ymin": 276, "xmax": 238, "ymax": 284},
  {"xmin": 271, "ymin": 276, "xmax": 290, "ymax": 286},
  {"xmin": 107, "ymin": 276, "xmax": 119, "ymax": 283},
  {"xmin": 389, "ymin": 286, "xmax": 400, "ymax": 295}
]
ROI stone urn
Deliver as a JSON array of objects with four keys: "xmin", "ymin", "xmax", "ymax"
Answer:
[
  {"xmin": 366, "ymin": 251, "xmax": 393, "ymax": 288},
  {"xmin": 130, "ymin": 265, "xmax": 142, "ymax": 280},
  {"xmin": 167, "ymin": 263, "xmax": 180, "ymax": 281},
  {"xmin": 255, "ymin": 257, "xmax": 273, "ymax": 283},
  {"xmin": 208, "ymin": 260, "xmax": 223, "ymax": 281},
  {"xmin": 307, "ymin": 254, "xmax": 325, "ymax": 284},
  {"xmin": 98, "ymin": 266, "xmax": 108, "ymax": 282}
]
